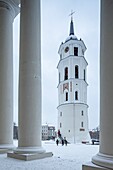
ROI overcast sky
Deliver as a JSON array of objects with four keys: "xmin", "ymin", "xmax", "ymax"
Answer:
[{"xmin": 13, "ymin": 0, "xmax": 100, "ymax": 130}]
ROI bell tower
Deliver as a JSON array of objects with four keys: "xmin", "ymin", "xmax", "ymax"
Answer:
[{"xmin": 57, "ymin": 15, "xmax": 90, "ymax": 143}]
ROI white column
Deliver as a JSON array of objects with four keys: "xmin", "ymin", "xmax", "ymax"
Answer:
[
  {"xmin": 0, "ymin": 0, "xmax": 19, "ymax": 149},
  {"xmin": 16, "ymin": 0, "xmax": 45, "ymax": 153},
  {"xmin": 92, "ymin": 0, "xmax": 113, "ymax": 169}
]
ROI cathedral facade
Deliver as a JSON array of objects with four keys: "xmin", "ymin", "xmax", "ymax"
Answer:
[{"xmin": 57, "ymin": 17, "xmax": 90, "ymax": 143}]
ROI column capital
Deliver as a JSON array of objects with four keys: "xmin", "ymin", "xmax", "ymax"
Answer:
[{"xmin": 0, "ymin": 0, "xmax": 20, "ymax": 19}]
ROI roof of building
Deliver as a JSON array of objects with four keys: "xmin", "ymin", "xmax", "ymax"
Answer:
[{"xmin": 65, "ymin": 17, "xmax": 78, "ymax": 43}]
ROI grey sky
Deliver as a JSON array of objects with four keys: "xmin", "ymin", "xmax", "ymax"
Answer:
[{"xmin": 13, "ymin": 0, "xmax": 100, "ymax": 130}]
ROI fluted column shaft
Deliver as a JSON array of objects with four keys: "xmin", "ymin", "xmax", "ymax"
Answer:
[
  {"xmin": 0, "ymin": 1, "xmax": 17, "ymax": 148},
  {"xmin": 17, "ymin": 0, "xmax": 44, "ymax": 153},
  {"xmin": 92, "ymin": 0, "xmax": 113, "ymax": 169}
]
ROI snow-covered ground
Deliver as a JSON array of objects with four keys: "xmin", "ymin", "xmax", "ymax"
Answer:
[{"xmin": 0, "ymin": 140, "xmax": 99, "ymax": 170}]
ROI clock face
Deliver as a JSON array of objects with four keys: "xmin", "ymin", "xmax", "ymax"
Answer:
[{"xmin": 65, "ymin": 46, "xmax": 69, "ymax": 53}]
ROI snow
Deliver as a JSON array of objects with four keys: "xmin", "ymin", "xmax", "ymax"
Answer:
[{"xmin": 0, "ymin": 140, "xmax": 99, "ymax": 170}]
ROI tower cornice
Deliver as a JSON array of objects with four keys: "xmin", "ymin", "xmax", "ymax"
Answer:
[
  {"xmin": 57, "ymin": 103, "xmax": 89, "ymax": 109},
  {"xmin": 57, "ymin": 55, "xmax": 88, "ymax": 69}
]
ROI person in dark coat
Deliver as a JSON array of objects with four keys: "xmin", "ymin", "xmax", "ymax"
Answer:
[
  {"xmin": 64, "ymin": 139, "xmax": 67, "ymax": 146},
  {"xmin": 56, "ymin": 139, "xmax": 59, "ymax": 146},
  {"xmin": 62, "ymin": 139, "xmax": 64, "ymax": 146}
]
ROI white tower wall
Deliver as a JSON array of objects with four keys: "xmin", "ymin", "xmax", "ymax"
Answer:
[
  {"xmin": 57, "ymin": 18, "xmax": 90, "ymax": 143},
  {"xmin": 58, "ymin": 104, "xmax": 89, "ymax": 143}
]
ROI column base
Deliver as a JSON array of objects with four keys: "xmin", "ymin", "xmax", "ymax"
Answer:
[
  {"xmin": 0, "ymin": 144, "xmax": 15, "ymax": 153},
  {"xmin": 83, "ymin": 162, "xmax": 109, "ymax": 170},
  {"xmin": 0, "ymin": 149, "xmax": 11, "ymax": 154},
  {"xmin": 92, "ymin": 152, "xmax": 113, "ymax": 169},
  {"xmin": 7, "ymin": 152, "xmax": 53, "ymax": 161},
  {"xmin": 14, "ymin": 146, "xmax": 46, "ymax": 154},
  {"xmin": 0, "ymin": 144, "xmax": 15, "ymax": 149}
]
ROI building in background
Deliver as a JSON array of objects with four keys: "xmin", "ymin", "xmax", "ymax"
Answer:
[
  {"xmin": 42, "ymin": 124, "xmax": 48, "ymax": 140},
  {"xmin": 48, "ymin": 125, "xmax": 56, "ymax": 140},
  {"xmin": 89, "ymin": 126, "xmax": 100, "ymax": 145},
  {"xmin": 13, "ymin": 123, "xmax": 56, "ymax": 141},
  {"xmin": 57, "ymin": 15, "xmax": 90, "ymax": 143},
  {"xmin": 42, "ymin": 124, "xmax": 56, "ymax": 140}
]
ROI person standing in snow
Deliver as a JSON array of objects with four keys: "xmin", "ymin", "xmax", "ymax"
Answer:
[
  {"xmin": 62, "ymin": 139, "xmax": 64, "ymax": 146},
  {"xmin": 64, "ymin": 139, "xmax": 67, "ymax": 146},
  {"xmin": 56, "ymin": 139, "xmax": 59, "ymax": 146}
]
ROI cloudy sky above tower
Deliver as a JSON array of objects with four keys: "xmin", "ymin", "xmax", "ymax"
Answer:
[{"xmin": 13, "ymin": 0, "xmax": 100, "ymax": 129}]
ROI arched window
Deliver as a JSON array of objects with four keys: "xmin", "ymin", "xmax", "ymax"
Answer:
[
  {"xmin": 60, "ymin": 112, "xmax": 62, "ymax": 116},
  {"xmin": 64, "ymin": 67, "xmax": 68, "ymax": 80},
  {"xmin": 81, "ymin": 122, "xmax": 84, "ymax": 127},
  {"xmin": 81, "ymin": 111, "xmax": 84, "ymax": 116},
  {"xmin": 75, "ymin": 91, "xmax": 78, "ymax": 100},
  {"xmin": 74, "ymin": 47, "xmax": 78, "ymax": 56},
  {"xmin": 60, "ymin": 123, "xmax": 62, "ymax": 128},
  {"xmin": 66, "ymin": 92, "xmax": 68, "ymax": 101},
  {"xmin": 84, "ymin": 69, "xmax": 86, "ymax": 81},
  {"xmin": 75, "ymin": 65, "xmax": 79, "ymax": 78}
]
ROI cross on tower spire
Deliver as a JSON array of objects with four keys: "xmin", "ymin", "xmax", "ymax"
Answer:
[
  {"xmin": 69, "ymin": 10, "xmax": 75, "ymax": 21},
  {"xmin": 69, "ymin": 10, "xmax": 75, "ymax": 36}
]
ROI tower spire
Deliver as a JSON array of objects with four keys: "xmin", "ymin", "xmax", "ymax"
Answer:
[{"xmin": 69, "ymin": 10, "xmax": 75, "ymax": 36}]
